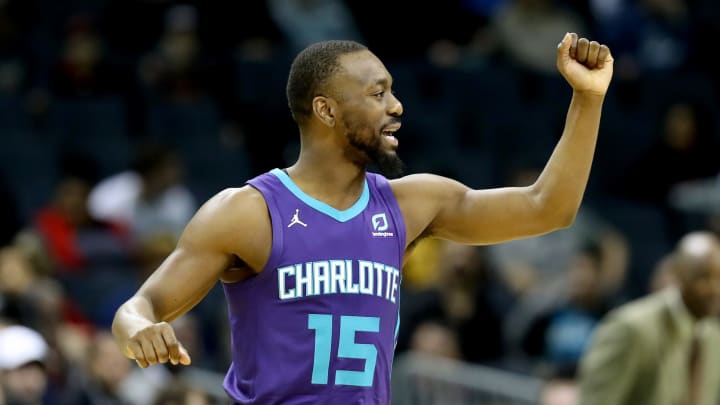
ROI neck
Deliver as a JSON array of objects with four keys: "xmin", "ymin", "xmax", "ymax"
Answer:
[
  {"xmin": 679, "ymin": 289, "xmax": 704, "ymax": 321},
  {"xmin": 285, "ymin": 130, "xmax": 367, "ymax": 210}
]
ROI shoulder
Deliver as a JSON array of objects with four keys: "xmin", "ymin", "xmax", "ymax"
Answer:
[
  {"xmin": 179, "ymin": 185, "xmax": 271, "ymax": 269},
  {"xmin": 390, "ymin": 173, "xmax": 466, "ymax": 198},
  {"xmin": 183, "ymin": 186, "xmax": 269, "ymax": 243},
  {"xmin": 704, "ymin": 319, "xmax": 720, "ymax": 341},
  {"xmin": 390, "ymin": 173, "xmax": 462, "ymax": 188},
  {"xmin": 210, "ymin": 185, "xmax": 265, "ymax": 206},
  {"xmin": 195, "ymin": 186, "xmax": 265, "ymax": 217},
  {"xmin": 387, "ymin": 174, "xmax": 469, "ymax": 245},
  {"xmin": 599, "ymin": 292, "xmax": 669, "ymax": 340}
]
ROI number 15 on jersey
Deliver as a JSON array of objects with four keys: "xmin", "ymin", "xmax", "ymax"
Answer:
[{"xmin": 307, "ymin": 314, "xmax": 380, "ymax": 387}]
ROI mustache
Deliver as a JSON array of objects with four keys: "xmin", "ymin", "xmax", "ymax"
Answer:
[{"xmin": 382, "ymin": 118, "xmax": 402, "ymax": 130}]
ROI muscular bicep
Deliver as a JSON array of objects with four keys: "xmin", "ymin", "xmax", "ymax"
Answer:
[
  {"xmin": 432, "ymin": 185, "xmax": 560, "ymax": 244},
  {"xmin": 394, "ymin": 174, "xmax": 565, "ymax": 246}
]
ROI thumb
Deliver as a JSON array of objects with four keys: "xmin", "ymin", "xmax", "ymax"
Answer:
[
  {"xmin": 179, "ymin": 343, "xmax": 192, "ymax": 366},
  {"xmin": 556, "ymin": 32, "xmax": 574, "ymax": 66},
  {"xmin": 124, "ymin": 345, "xmax": 136, "ymax": 359}
]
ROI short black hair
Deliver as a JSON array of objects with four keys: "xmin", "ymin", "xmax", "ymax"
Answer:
[{"xmin": 286, "ymin": 40, "xmax": 368, "ymax": 124}]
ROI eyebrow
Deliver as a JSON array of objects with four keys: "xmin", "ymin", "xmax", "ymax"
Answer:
[{"xmin": 371, "ymin": 77, "xmax": 392, "ymax": 88}]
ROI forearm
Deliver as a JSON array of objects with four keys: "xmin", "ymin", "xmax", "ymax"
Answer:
[{"xmin": 533, "ymin": 91, "xmax": 605, "ymax": 223}]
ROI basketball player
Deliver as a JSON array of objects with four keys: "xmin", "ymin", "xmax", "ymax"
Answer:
[{"xmin": 112, "ymin": 32, "xmax": 613, "ymax": 404}]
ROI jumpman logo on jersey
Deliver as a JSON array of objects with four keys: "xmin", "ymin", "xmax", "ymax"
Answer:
[{"xmin": 287, "ymin": 209, "xmax": 308, "ymax": 228}]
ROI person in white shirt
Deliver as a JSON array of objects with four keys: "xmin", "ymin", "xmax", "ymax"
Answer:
[{"xmin": 88, "ymin": 142, "xmax": 197, "ymax": 241}]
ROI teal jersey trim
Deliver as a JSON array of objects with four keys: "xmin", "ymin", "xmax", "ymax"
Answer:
[{"xmin": 270, "ymin": 168, "xmax": 369, "ymax": 223}]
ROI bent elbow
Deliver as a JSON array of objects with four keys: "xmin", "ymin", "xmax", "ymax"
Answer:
[
  {"xmin": 530, "ymin": 187, "xmax": 578, "ymax": 231},
  {"xmin": 547, "ymin": 201, "xmax": 580, "ymax": 230},
  {"xmin": 556, "ymin": 209, "xmax": 578, "ymax": 229}
]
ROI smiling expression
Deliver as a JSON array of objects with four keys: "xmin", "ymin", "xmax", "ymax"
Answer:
[{"xmin": 326, "ymin": 50, "xmax": 405, "ymax": 176}]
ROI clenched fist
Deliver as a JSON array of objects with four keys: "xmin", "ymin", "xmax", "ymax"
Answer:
[
  {"xmin": 122, "ymin": 321, "xmax": 191, "ymax": 368},
  {"xmin": 557, "ymin": 32, "xmax": 614, "ymax": 96}
]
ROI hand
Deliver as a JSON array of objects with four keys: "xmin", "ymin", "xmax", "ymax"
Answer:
[
  {"xmin": 122, "ymin": 322, "xmax": 191, "ymax": 368},
  {"xmin": 556, "ymin": 32, "xmax": 614, "ymax": 96}
]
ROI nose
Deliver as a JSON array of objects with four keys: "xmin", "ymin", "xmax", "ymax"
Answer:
[{"xmin": 387, "ymin": 92, "xmax": 403, "ymax": 117}]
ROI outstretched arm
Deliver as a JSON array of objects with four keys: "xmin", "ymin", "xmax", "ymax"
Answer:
[
  {"xmin": 112, "ymin": 187, "xmax": 270, "ymax": 367},
  {"xmin": 394, "ymin": 33, "xmax": 614, "ymax": 245}
]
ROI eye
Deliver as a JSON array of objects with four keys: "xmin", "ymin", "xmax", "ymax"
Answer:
[{"xmin": 373, "ymin": 91, "xmax": 385, "ymax": 98}]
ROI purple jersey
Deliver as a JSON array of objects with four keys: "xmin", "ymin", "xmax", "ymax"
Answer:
[{"xmin": 222, "ymin": 168, "xmax": 406, "ymax": 404}]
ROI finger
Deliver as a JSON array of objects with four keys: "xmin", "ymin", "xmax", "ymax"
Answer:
[
  {"xmin": 556, "ymin": 32, "xmax": 571, "ymax": 62},
  {"xmin": 128, "ymin": 341, "xmax": 149, "ymax": 368},
  {"xmin": 151, "ymin": 333, "xmax": 170, "ymax": 364},
  {"xmin": 161, "ymin": 327, "xmax": 181, "ymax": 365},
  {"xmin": 140, "ymin": 338, "xmax": 158, "ymax": 365},
  {"xmin": 586, "ymin": 41, "xmax": 601, "ymax": 69},
  {"xmin": 576, "ymin": 38, "xmax": 590, "ymax": 63},
  {"xmin": 178, "ymin": 343, "xmax": 192, "ymax": 366},
  {"xmin": 596, "ymin": 44, "xmax": 611, "ymax": 69},
  {"xmin": 569, "ymin": 32, "xmax": 578, "ymax": 60}
]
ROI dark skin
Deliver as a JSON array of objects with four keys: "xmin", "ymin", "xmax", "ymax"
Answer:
[
  {"xmin": 113, "ymin": 33, "xmax": 613, "ymax": 368},
  {"xmin": 673, "ymin": 232, "xmax": 720, "ymax": 319}
]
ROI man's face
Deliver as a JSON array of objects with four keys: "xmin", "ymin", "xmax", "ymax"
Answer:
[
  {"xmin": 682, "ymin": 251, "xmax": 720, "ymax": 318},
  {"xmin": 1, "ymin": 363, "xmax": 48, "ymax": 403},
  {"xmin": 331, "ymin": 51, "xmax": 405, "ymax": 177}
]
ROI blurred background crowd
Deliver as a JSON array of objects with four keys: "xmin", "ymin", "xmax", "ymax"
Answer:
[{"xmin": 1, "ymin": 0, "xmax": 720, "ymax": 404}]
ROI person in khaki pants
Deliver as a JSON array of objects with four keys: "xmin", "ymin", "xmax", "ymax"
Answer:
[{"xmin": 578, "ymin": 231, "xmax": 720, "ymax": 405}]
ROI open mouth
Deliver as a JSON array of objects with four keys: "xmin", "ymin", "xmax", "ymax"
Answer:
[{"xmin": 382, "ymin": 123, "xmax": 401, "ymax": 147}]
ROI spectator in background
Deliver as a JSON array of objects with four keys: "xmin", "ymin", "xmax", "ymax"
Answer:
[
  {"xmin": 0, "ymin": 245, "xmax": 90, "ymax": 336},
  {"xmin": 30, "ymin": 156, "xmax": 136, "ymax": 326},
  {"xmin": 520, "ymin": 241, "xmax": 613, "ymax": 378},
  {"xmin": 31, "ymin": 156, "xmax": 130, "ymax": 271},
  {"xmin": 540, "ymin": 377, "xmax": 578, "ymax": 405},
  {"xmin": 47, "ymin": 13, "xmax": 145, "ymax": 135},
  {"xmin": 578, "ymin": 231, "xmax": 720, "ymax": 405},
  {"xmin": 648, "ymin": 252, "xmax": 677, "ymax": 293},
  {"xmin": 138, "ymin": 4, "xmax": 242, "ymax": 122},
  {"xmin": 138, "ymin": 3, "xmax": 251, "ymax": 158},
  {"xmin": 138, "ymin": 4, "xmax": 206, "ymax": 104},
  {"xmin": 75, "ymin": 331, "xmax": 133, "ymax": 404},
  {"xmin": 88, "ymin": 142, "xmax": 196, "ymax": 243},
  {"xmin": 399, "ymin": 241, "xmax": 508, "ymax": 365},
  {"xmin": 153, "ymin": 383, "xmax": 209, "ymax": 405},
  {"xmin": 0, "ymin": 245, "xmax": 101, "ymax": 405},
  {"xmin": 491, "ymin": 159, "xmax": 628, "ymax": 298},
  {"xmin": 49, "ymin": 14, "xmax": 120, "ymax": 98},
  {"xmin": 488, "ymin": 160, "xmax": 628, "ymax": 355},
  {"xmin": 408, "ymin": 320, "xmax": 462, "ymax": 360},
  {"xmin": 0, "ymin": 324, "xmax": 49, "ymax": 405},
  {"xmin": 616, "ymin": 99, "xmax": 719, "ymax": 205},
  {"xmin": 613, "ymin": 99, "xmax": 720, "ymax": 239}
]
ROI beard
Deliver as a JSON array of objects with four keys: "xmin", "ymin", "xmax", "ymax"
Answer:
[{"xmin": 346, "ymin": 123, "xmax": 405, "ymax": 178}]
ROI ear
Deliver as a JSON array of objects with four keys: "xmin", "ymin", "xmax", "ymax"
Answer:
[{"xmin": 312, "ymin": 96, "xmax": 337, "ymax": 127}]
